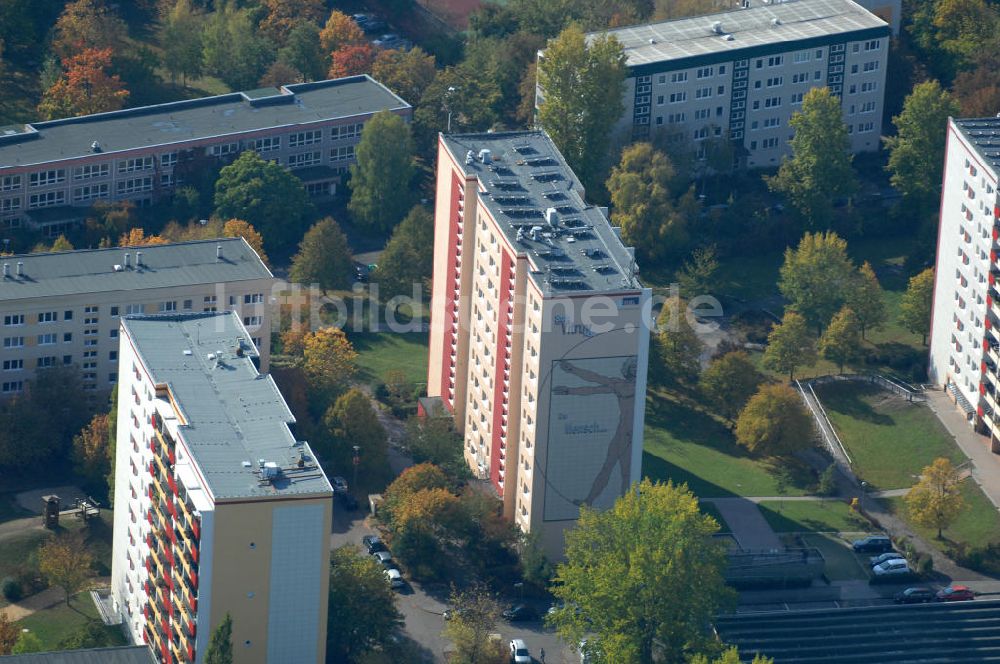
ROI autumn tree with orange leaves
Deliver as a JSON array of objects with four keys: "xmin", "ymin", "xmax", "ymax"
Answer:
[
  {"xmin": 38, "ymin": 48, "xmax": 128, "ymax": 120},
  {"xmin": 328, "ymin": 43, "xmax": 376, "ymax": 79},
  {"xmin": 319, "ymin": 10, "xmax": 366, "ymax": 54},
  {"xmin": 118, "ymin": 228, "xmax": 167, "ymax": 247},
  {"xmin": 51, "ymin": 0, "xmax": 127, "ymax": 60},
  {"xmin": 223, "ymin": 219, "xmax": 269, "ymax": 266},
  {"xmin": 259, "ymin": 0, "xmax": 326, "ymax": 44}
]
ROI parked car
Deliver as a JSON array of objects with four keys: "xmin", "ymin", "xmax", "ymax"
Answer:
[
  {"xmin": 332, "ymin": 476, "xmax": 349, "ymax": 493},
  {"xmin": 870, "ymin": 552, "xmax": 904, "ymax": 567},
  {"xmin": 872, "ymin": 558, "xmax": 911, "ymax": 578},
  {"xmin": 362, "ymin": 535, "xmax": 386, "ymax": 554},
  {"xmin": 373, "ymin": 33, "xmax": 406, "ymax": 49},
  {"xmin": 937, "ymin": 585, "xmax": 975, "ymax": 602},
  {"xmin": 351, "ymin": 13, "xmax": 371, "ymax": 26},
  {"xmin": 384, "ymin": 568, "xmax": 404, "ymax": 590},
  {"xmin": 853, "ymin": 535, "xmax": 893, "ymax": 553},
  {"xmin": 362, "ymin": 18, "xmax": 386, "ymax": 33},
  {"xmin": 502, "ymin": 604, "xmax": 539, "ymax": 622},
  {"xmin": 373, "ymin": 551, "xmax": 396, "ymax": 569},
  {"xmin": 509, "ymin": 639, "xmax": 531, "ymax": 664},
  {"xmin": 894, "ymin": 587, "xmax": 935, "ymax": 604},
  {"xmin": 442, "ymin": 607, "xmax": 464, "ymax": 621},
  {"xmin": 336, "ymin": 492, "xmax": 358, "ymax": 511}
]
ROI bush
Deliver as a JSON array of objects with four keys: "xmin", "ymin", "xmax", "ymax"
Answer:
[
  {"xmin": 951, "ymin": 541, "xmax": 1000, "ymax": 575},
  {"xmin": 816, "ymin": 465, "xmax": 838, "ymax": 496},
  {"xmin": 913, "ymin": 553, "xmax": 934, "ymax": 576},
  {"xmin": 1, "ymin": 576, "xmax": 23, "ymax": 602}
]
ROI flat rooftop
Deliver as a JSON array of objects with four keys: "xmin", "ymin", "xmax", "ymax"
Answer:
[
  {"xmin": 441, "ymin": 131, "xmax": 641, "ymax": 294},
  {"xmin": 0, "ymin": 238, "xmax": 271, "ymax": 302},
  {"xmin": 122, "ymin": 312, "xmax": 332, "ymax": 501},
  {"xmin": 592, "ymin": 0, "xmax": 888, "ymax": 68},
  {"xmin": 0, "ymin": 75, "xmax": 410, "ymax": 168},
  {"xmin": 0, "ymin": 646, "xmax": 156, "ymax": 663},
  {"xmin": 955, "ymin": 117, "xmax": 1000, "ymax": 173}
]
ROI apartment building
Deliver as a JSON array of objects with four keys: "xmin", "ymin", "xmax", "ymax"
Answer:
[
  {"xmin": 111, "ymin": 311, "xmax": 333, "ymax": 664},
  {"xmin": 928, "ymin": 117, "xmax": 1000, "ymax": 451},
  {"xmin": 0, "ymin": 238, "xmax": 274, "ymax": 398},
  {"xmin": 0, "ymin": 75, "xmax": 411, "ymax": 236},
  {"xmin": 572, "ymin": 0, "xmax": 889, "ymax": 168},
  {"xmin": 427, "ymin": 131, "xmax": 652, "ymax": 559}
]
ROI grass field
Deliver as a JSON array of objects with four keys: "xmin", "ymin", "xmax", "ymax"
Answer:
[
  {"xmin": 886, "ymin": 481, "xmax": 1000, "ymax": 547},
  {"xmin": 802, "ymin": 533, "xmax": 869, "ymax": 581},
  {"xmin": 815, "ymin": 382, "xmax": 963, "ymax": 490},
  {"xmin": 349, "ymin": 331, "xmax": 429, "ymax": 387},
  {"xmin": 758, "ymin": 499, "xmax": 869, "ymax": 533},
  {"xmin": 642, "ymin": 390, "xmax": 811, "ymax": 498},
  {"xmin": 17, "ymin": 598, "xmax": 126, "ymax": 651}
]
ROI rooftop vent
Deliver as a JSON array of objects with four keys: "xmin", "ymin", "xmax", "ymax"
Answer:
[
  {"xmin": 725, "ymin": 34, "xmax": 735, "ymax": 41},
  {"xmin": 479, "ymin": 149, "xmax": 492, "ymax": 164},
  {"xmin": 241, "ymin": 460, "xmax": 252, "ymax": 468},
  {"xmin": 771, "ymin": 17, "xmax": 781, "ymax": 25},
  {"xmin": 16, "ymin": 262, "xmax": 22, "ymax": 277},
  {"xmin": 712, "ymin": 20, "xmax": 724, "ymax": 34},
  {"xmin": 123, "ymin": 253, "xmax": 130, "ymax": 269},
  {"xmin": 260, "ymin": 460, "xmax": 281, "ymax": 481},
  {"xmin": 466, "ymin": 150, "xmax": 475, "ymax": 165},
  {"xmin": 649, "ymin": 37, "xmax": 657, "ymax": 44},
  {"xmin": 136, "ymin": 251, "xmax": 142, "ymax": 267},
  {"xmin": 113, "ymin": 264, "xmax": 123, "ymax": 272},
  {"xmin": 545, "ymin": 207, "xmax": 558, "ymax": 228},
  {"xmin": 216, "ymin": 244, "xmax": 223, "ymax": 261},
  {"xmin": 91, "ymin": 141, "xmax": 101, "ymax": 153},
  {"xmin": 2, "ymin": 264, "xmax": 7, "ymax": 278}
]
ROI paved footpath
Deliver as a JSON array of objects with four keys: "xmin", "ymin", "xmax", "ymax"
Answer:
[
  {"xmin": 706, "ymin": 497, "xmax": 784, "ymax": 550},
  {"xmin": 925, "ymin": 389, "xmax": 1000, "ymax": 510}
]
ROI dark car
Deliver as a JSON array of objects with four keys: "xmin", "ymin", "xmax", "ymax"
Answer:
[
  {"xmin": 332, "ymin": 476, "xmax": 349, "ymax": 493},
  {"xmin": 894, "ymin": 587, "xmax": 935, "ymax": 604},
  {"xmin": 362, "ymin": 18, "xmax": 386, "ymax": 34},
  {"xmin": 852, "ymin": 536, "xmax": 893, "ymax": 553},
  {"xmin": 362, "ymin": 535, "xmax": 386, "ymax": 554},
  {"xmin": 937, "ymin": 585, "xmax": 976, "ymax": 602},
  {"xmin": 337, "ymin": 492, "xmax": 359, "ymax": 511},
  {"xmin": 502, "ymin": 604, "xmax": 539, "ymax": 622}
]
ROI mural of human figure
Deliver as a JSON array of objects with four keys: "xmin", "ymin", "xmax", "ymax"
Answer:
[{"xmin": 551, "ymin": 357, "xmax": 637, "ymax": 507}]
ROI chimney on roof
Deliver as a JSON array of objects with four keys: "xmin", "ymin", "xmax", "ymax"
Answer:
[
  {"xmin": 123, "ymin": 253, "xmax": 130, "ymax": 269},
  {"xmin": 216, "ymin": 244, "xmax": 223, "ymax": 261},
  {"xmin": 16, "ymin": 261, "xmax": 23, "ymax": 277},
  {"xmin": 136, "ymin": 251, "xmax": 143, "ymax": 267}
]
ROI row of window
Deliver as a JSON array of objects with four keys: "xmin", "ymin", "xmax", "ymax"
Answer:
[
  {"xmin": 3, "ymin": 350, "xmax": 118, "ymax": 371},
  {"xmin": 2, "ymin": 295, "xmax": 262, "ymax": 328}
]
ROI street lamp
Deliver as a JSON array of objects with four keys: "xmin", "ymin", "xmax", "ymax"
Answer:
[
  {"xmin": 860, "ymin": 481, "xmax": 868, "ymax": 512},
  {"xmin": 445, "ymin": 86, "xmax": 459, "ymax": 133},
  {"xmin": 352, "ymin": 445, "xmax": 360, "ymax": 493},
  {"xmin": 513, "ymin": 582, "xmax": 524, "ymax": 603}
]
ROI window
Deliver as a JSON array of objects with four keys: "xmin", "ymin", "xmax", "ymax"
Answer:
[
  {"xmin": 64, "ymin": 310, "xmax": 73, "ymax": 320},
  {"xmin": 2, "ymin": 381, "xmax": 23, "ymax": 394},
  {"xmin": 109, "ymin": 373, "xmax": 117, "ymax": 384},
  {"xmin": 289, "ymin": 129, "xmax": 323, "ymax": 147},
  {"xmin": 814, "ymin": 70, "xmax": 822, "ymax": 80},
  {"xmin": 159, "ymin": 301, "xmax": 176, "ymax": 312},
  {"xmin": 38, "ymin": 333, "xmax": 56, "ymax": 345},
  {"xmin": 0, "ymin": 197, "xmax": 20, "ymax": 214},
  {"xmin": 793, "ymin": 51, "xmax": 811, "ymax": 63},
  {"xmin": 696, "ymin": 66, "xmax": 714, "ymax": 78},
  {"xmin": 756, "ymin": 58, "xmax": 763, "ymax": 68},
  {"xmin": 864, "ymin": 39, "xmax": 881, "ymax": 51},
  {"xmin": 667, "ymin": 112, "xmax": 685, "ymax": 123},
  {"xmin": 669, "ymin": 91, "xmax": 687, "ymax": 103},
  {"xmin": 29, "ymin": 170, "xmax": 65, "ymax": 187},
  {"xmin": 1, "ymin": 175, "xmax": 21, "ymax": 191},
  {"xmin": 764, "ymin": 96, "xmax": 782, "ymax": 108},
  {"xmin": 861, "ymin": 81, "xmax": 878, "ymax": 93},
  {"xmin": 859, "ymin": 121, "xmax": 876, "ymax": 132},
  {"xmin": 209, "ymin": 142, "xmax": 239, "ymax": 156},
  {"xmin": 863, "ymin": 60, "xmax": 879, "ymax": 72},
  {"xmin": 63, "ymin": 332, "xmax": 72, "ymax": 342},
  {"xmin": 816, "ymin": 49, "xmax": 823, "ymax": 58},
  {"xmin": 161, "ymin": 152, "xmax": 178, "ymax": 167},
  {"xmin": 694, "ymin": 108, "xmax": 710, "ymax": 120},
  {"xmin": 74, "ymin": 164, "xmax": 110, "ymax": 180},
  {"xmin": 3, "ymin": 359, "xmax": 23, "ymax": 371},
  {"xmin": 768, "ymin": 55, "xmax": 783, "ymax": 67},
  {"xmin": 37, "ymin": 311, "xmax": 56, "ymax": 323},
  {"xmin": 330, "ymin": 145, "xmax": 355, "ymax": 162},
  {"xmin": 764, "ymin": 117, "xmax": 780, "ymax": 128},
  {"xmin": 110, "ymin": 306, "xmax": 119, "ymax": 317},
  {"xmin": 848, "ymin": 84, "xmax": 857, "ymax": 94},
  {"xmin": 84, "ymin": 350, "xmax": 96, "ymax": 358},
  {"xmin": 670, "ymin": 72, "xmax": 687, "ymax": 83},
  {"xmin": 656, "ymin": 95, "xmax": 664, "ymax": 105},
  {"xmin": 331, "ymin": 123, "xmax": 363, "ymax": 140},
  {"xmin": 3, "ymin": 336, "xmax": 23, "ymax": 348},
  {"xmin": 125, "ymin": 304, "xmax": 142, "ymax": 315},
  {"xmin": 852, "ymin": 43, "xmax": 860, "ymax": 53},
  {"xmin": 3, "ymin": 315, "xmax": 24, "ymax": 326},
  {"xmin": 117, "ymin": 157, "xmax": 153, "ymax": 173},
  {"xmin": 29, "ymin": 191, "xmax": 64, "ymax": 208},
  {"xmin": 243, "ymin": 316, "xmax": 262, "ymax": 327},
  {"xmin": 253, "ymin": 136, "xmax": 281, "ymax": 152},
  {"xmin": 694, "ymin": 127, "xmax": 709, "ymax": 140},
  {"xmin": 762, "ymin": 137, "xmax": 780, "ymax": 148},
  {"xmin": 860, "ymin": 101, "xmax": 876, "ymax": 113},
  {"xmin": 695, "ymin": 86, "xmax": 712, "ymax": 99},
  {"xmin": 792, "ymin": 72, "xmax": 809, "ymax": 84},
  {"xmin": 204, "ymin": 295, "xmax": 217, "ymax": 304},
  {"xmin": 109, "ymin": 329, "xmax": 118, "ymax": 338},
  {"xmin": 73, "ymin": 183, "xmax": 110, "ymax": 202},
  {"xmin": 117, "ymin": 177, "xmax": 153, "ymax": 195},
  {"xmin": 752, "ymin": 100, "xmax": 760, "ymax": 110},
  {"xmin": 110, "ymin": 350, "xmax": 118, "ymax": 361},
  {"xmin": 37, "ymin": 356, "xmax": 57, "ymax": 368},
  {"xmin": 288, "ymin": 151, "xmax": 321, "ymax": 168},
  {"xmin": 183, "ymin": 299, "xmax": 192, "ymax": 310},
  {"xmin": 84, "ymin": 339, "xmax": 98, "ymax": 347},
  {"xmin": 244, "ymin": 293, "xmax": 264, "ymax": 304},
  {"xmin": 64, "ymin": 355, "xmax": 72, "ymax": 365},
  {"xmin": 718, "ymin": 85, "xmax": 725, "ymax": 95},
  {"xmin": 790, "ymin": 92, "xmax": 804, "ymax": 104},
  {"xmin": 766, "ymin": 76, "xmax": 783, "ymax": 87}
]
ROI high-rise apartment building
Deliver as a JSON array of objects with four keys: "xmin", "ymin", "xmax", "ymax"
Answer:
[
  {"xmin": 929, "ymin": 117, "xmax": 1000, "ymax": 451},
  {"xmin": 566, "ymin": 0, "xmax": 889, "ymax": 168},
  {"xmin": 0, "ymin": 75, "xmax": 410, "ymax": 236},
  {"xmin": 0, "ymin": 238, "xmax": 274, "ymax": 398},
  {"xmin": 111, "ymin": 311, "xmax": 333, "ymax": 664},
  {"xmin": 427, "ymin": 131, "xmax": 652, "ymax": 558}
]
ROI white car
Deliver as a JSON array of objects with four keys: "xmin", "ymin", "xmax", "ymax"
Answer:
[
  {"xmin": 384, "ymin": 568, "xmax": 404, "ymax": 589},
  {"xmin": 509, "ymin": 639, "xmax": 531, "ymax": 664},
  {"xmin": 873, "ymin": 558, "xmax": 911, "ymax": 577}
]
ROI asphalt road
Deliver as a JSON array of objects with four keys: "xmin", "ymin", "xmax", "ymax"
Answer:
[{"xmin": 331, "ymin": 500, "xmax": 576, "ymax": 663}]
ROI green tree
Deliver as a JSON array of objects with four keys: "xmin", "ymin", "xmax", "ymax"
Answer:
[
  {"xmin": 372, "ymin": 47, "xmax": 437, "ymax": 106},
  {"xmin": 767, "ymin": 87, "xmax": 856, "ymax": 229},
  {"xmin": 537, "ymin": 24, "xmax": 628, "ymax": 194},
  {"xmin": 374, "ymin": 205, "xmax": 434, "ymax": 305},
  {"xmin": 214, "ymin": 150, "xmax": 311, "ymax": 253},
  {"xmin": 735, "ymin": 384, "xmax": 814, "ymax": 457},
  {"xmin": 657, "ymin": 297, "xmax": 704, "ymax": 383},
  {"xmin": 700, "ymin": 352, "xmax": 763, "ymax": 425},
  {"xmin": 202, "ymin": 6, "xmax": 273, "ymax": 91},
  {"xmin": 38, "ymin": 534, "xmax": 93, "ymax": 605},
  {"xmin": 289, "ymin": 217, "xmax": 353, "ymax": 292},
  {"xmin": 159, "ymin": 0, "xmax": 204, "ymax": 86},
  {"xmin": 763, "ymin": 311, "xmax": 817, "ymax": 380},
  {"xmin": 402, "ymin": 415, "xmax": 464, "ymax": 476},
  {"xmin": 323, "ymin": 389, "xmax": 387, "ymax": 482},
  {"xmin": 301, "ymin": 327, "xmax": 358, "ymax": 398},
  {"xmin": 932, "ymin": 0, "xmax": 1000, "ymax": 72},
  {"xmin": 51, "ymin": 235, "xmax": 74, "ymax": 251},
  {"xmin": 549, "ymin": 479, "xmax": 732, "ymax": 663},
  {"xmin": 848, "ymin": 261, "xmax": 887, "ymax": 339},
  {"xmin": 204, "ymin": 613, "xmax": 233, "ymax": 664},
  {"xmin": 327, "ymin": 546, "xmax": 403, "ymax": 662},
  {"xmin": 442, "ymin": 584, "xmax": 507, "ymax": 664},
  {"xmin": 11, "ymin": 631, "xmax": 44, "ymax": 654},
  {"xmin": 899, "ymin": 268, "xmax": 935, "ymax": 345},
  {"xmin": 676, "ymin": 244, "xmax": 719, "ymax": 299},
  {"xmin": 381, "ymin": 462, "xmax": 451, "ymax": 529},
  {"xmin": 56, "ymin": 621, "xmax": 118, "ymax": 650},
  {"xmin": 691, "ymin": 647, "xmax": 774, "ymax": 664},
  {"xmin": 885, "ymin": 80, "xmax": 960, "ymax": 208},
  {"xmin": 412, "ymin": 64, "xmax": 503, "ymax": 148},
  {"xmin": 277, "ymin": 21, "xmax": 325, "ymax": 82},
  {"xmin": 819, "ymin": 306, "xmax": 862, "ymax": 373},
  {"xmin": 606, "ymin": 142, "xmax": 689, "ymax": 261},
  {"xmin": 906, "ymin": 457, "xmax": 965, "ymax": 539},
  {"xmin": 72, "ymin": 413, "xmax": 111, "ymax": 493},
  {"xmin": 349, "ymin": 111, "xmax": 417, "ymax": 234},
  {"xmin": 0, "ymin": 613, "xmax": 17, "ymax": 656},
  {"xmin": 778, "ymin": 231, "xmax": 857, "ymax": 334},
  {"xmin": 259, "ymin": 0, "xmax": 325, "ymax": 45}
]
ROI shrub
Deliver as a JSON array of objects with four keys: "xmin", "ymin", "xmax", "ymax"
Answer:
[
  {"xmin": 951, "ymin": 542, "xmax": 1000, "ymax": 575},
  {"xmin": 816, "ymin": 465, "xmax": 838, "ymax": 496},
  {"xmin": 1, "ymin": 576, "xmax": 22, "ymax": 602},
  {"xmin": 913, "ymin": 553, "xmax": 934, "ymax": 576}
]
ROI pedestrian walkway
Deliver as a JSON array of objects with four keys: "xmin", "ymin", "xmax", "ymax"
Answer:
[
  {"xmin": 706, "ymin": 497, "xmax": 783, "ymax": 550},
  {"xmin": 925, "ymin": 389, "xmax": 1000, "ymax": 510}
]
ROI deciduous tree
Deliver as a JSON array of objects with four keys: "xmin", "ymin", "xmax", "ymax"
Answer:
[
  {"xmin": 885, "ymin": 80, "xmax": 959, "ymax": 207},
  {"xmin": 51, "ymin": 0, "xmax": 127, "ymax": 59},
  {"xmin": 259, "ymin": 60, "xmax": 300, "ymax": 86},
  {"xmin": 327, "ymin": 546, "xmax": 402, "ymax": 662},
  {"xmin": 374, "ymin": 206, "xmax": 433, "ymax": 304},
  {"xmin": 277, "ymin": 21, "xmax": 325, "ymax": 81},
  {"xmin": 202, "ymin": 6, "xmax": 273, "ymax": 91},
  {"xmin": 537, "ymin": 24, "xmax": 627, "ymax": 194},
  {"xmin": 323, "ymin": 388, "xmax": 387, "ymax": 481},
  {"xmin": 932, "ymin": 0, "xmax": 1000, "ymax": 72},
  {"xmin": 763, "ymin": 311, "xmax": 817, "ymax": 380},
  {"xmin": 328, "ymin": 43, "xmax": 375, "ymax": 78},
  {"xmin": 0, "ymin": 613, "xmax": 18, "ymax": 656},
  {"xmin": 413, "ymin": 65, "xmax": 503, "ymax": 147},
  {"xmin": 372, "ymin": 47, "xmax": 437, "ymax": 105},
  {"xmin": 159, "ymin": 0, "xmax": 204, "ymax": 86},
  {"xmin": 12, "ymin": 631, "xmax": 44, "ymax": 654},
  {"xmin": 73, "ymin": 413, "xmax": 111, "ymax": 491},
  {"xmin": 549, "ymin": 479, "xmax": 733, "ymax": 663},
  {"xmin": 656, "ymin": 297, "xmax": 704, "ymax": 383},
  {"xmin": 259, "ymin": 0, "xmax": 325, "ymax": 45},
  {"xmin": 700, "ymin": 352, "xmax": 763, "ymax": 425},
  {"xmin": 118, "ymin": 227, "xmax": 167, "ymax": 246},
  {"xmin": 301, "ymin": 327, "xmax": 357, "ymax": 397},
  {"xmin": 51, "ymin": 235, "xmax": 74, "ymax": 251},
  {"xmin": 222, "ymin": 219, "xmax": 268, "ymax": 267},
  {"xmin": 676, "ymin": 244, "xmax": 720, "ymax": 299},
  {"xmin": 349, "ymin": 111, "xmax": 417, "ymax": 234},
  {"xmin": 778, "ymin": 231, "xmax": 857, "ymax": 334},
  {"xmin": 203, "ymin": 613, "xmax": 233, "ymax": 664},
  {"xmin": 906, "ymin": 457, "xmax": 965, "ymax": 539},
  {"xmin": 767, "ymin": 88, "xmax": 856, "ymax": 229},
  {"xmin": 607, "ymin": 143, "xmax": 689, "ymax": 261},
  {"xmin": 403, "ymin": 416, "xmax": 463, "ymax": 474},
  {"xmin": 820, "ymin": 306, "xmax": 861, "ymax": 373},
  {"xmin": 214, "ymin": 150, "xmax": 311, "ymax": 252},
  {"xmin": 442, "ymin": 584, "xmax": 507, "ymax": 664},
  {"xmin": 735, "ymin": 384, "xmax": 814, "ymax": 457},
  {"xmin": 38, "ymin": 535, "xmax": 94, "ymax": 605},
  {"xmin": 691, "ymin": 647, "xmax": 774, "ymax": 664},
  {"xmin": 382, "ymin": 462, "xmax": 451, "ymax": 528},
  {"xmin": 899, "ymin": 268, "xmax": 935, "ymax": 345},
  {"xmin": 848, "ymin": 261, "xmax": 887, "ymax": 339},
  {"xmin": 319, "ymin": 10, "xmax": 366, "ymax": 55},
  {"xmin": 953, "ymin": 49, "xmax": 1000, "ymax": 117},
  {"xmin": 289, "ymin": 217, "xmax": 353, "ymax": 292},
  {"xmin": 38, "ymin": 48, "xmax": 129, "ymax": 120}
]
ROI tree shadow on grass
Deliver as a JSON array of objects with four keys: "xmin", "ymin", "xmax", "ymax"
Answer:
[{"xmin": 815, "ymin": 382, "xmax": 894, "ymax": 426}]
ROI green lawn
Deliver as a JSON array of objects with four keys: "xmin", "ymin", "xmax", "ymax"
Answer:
[
  {"xmin": 17, "ymin": 597, "xmax": 126, "ymax": 651},
  {"xmin": 815, "ymin": 382, "xmax": 963, "ymax": 490},
  {"xmin": 801, "ymin": 533, "xmax": 870, "ymax": 581},
  {"xmin": 0, "ymin": 529, "xmax": 51, "ymax": 583},
  {"xmin": 349, "ymin": 331, "xmax": 429, "ymax": 387},
  {"xmin": 643, "ymin": 391, "xmax": 810, "ymax": 498},
  {"xmin": 886, "ymin": 481, "xmax": 1000, "ymax": 547},
  {"xmin": 758, "ymin": 499, "xmax": 869, "ymax": 533}
]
